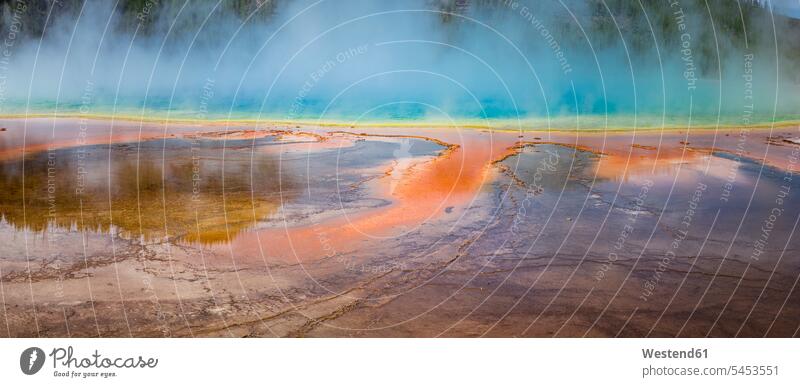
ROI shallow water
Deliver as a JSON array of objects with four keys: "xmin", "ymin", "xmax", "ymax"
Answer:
[
  {"xmin": 0, "ymin": 132, "xmax": 443, "ymax": 261},
  {"xmin": 0, "ymin": 123, "xmax": 798, "ymax": 337},
  {"xmin": 0, "ymin": 138, "xmax": 292, "ymax": 244},
  {"xmin": 488, "ymin": 144, "xmax": 800, "ymax": 336}
]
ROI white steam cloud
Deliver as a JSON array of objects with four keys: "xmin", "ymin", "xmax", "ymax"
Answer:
[{"xmin": 1, "ymin": 0, "xmax": 798, "ymax": 126}]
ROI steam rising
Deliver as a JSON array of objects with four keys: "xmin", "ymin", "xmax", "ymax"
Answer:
[{"xmin": 1, "ymin": 0, "xmax": 799, "ymax": 127}]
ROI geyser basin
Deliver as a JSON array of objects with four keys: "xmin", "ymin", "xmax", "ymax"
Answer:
[
  {"xmin": 1, "ymin": 0, "xmax": 799, "ymax": 339},
  {"xmin": 0, "ymin": 118, "xmax": 799, "ymax": 337}
]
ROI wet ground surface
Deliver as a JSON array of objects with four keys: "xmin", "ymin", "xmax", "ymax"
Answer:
[{"xmin": 0, "ymin": 118, "xmax": 799, "ymax": 337}]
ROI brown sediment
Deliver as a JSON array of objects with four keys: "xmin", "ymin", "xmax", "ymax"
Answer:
[
  {"xmin": 490, "ymin": 143, "xmax": 525, "ymax": 165},
  {"xmin": 0, "ymin": 134, "xmax": 294, "ymax": 244},
  {"xmin": 0, "ymin": 122, "xmax": 376, "ymax": 247}
]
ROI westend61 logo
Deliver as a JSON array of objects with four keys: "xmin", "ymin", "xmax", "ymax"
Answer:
[{"xmin": 19, "ymin": 346, "xmax": 158, "ymax": 378}]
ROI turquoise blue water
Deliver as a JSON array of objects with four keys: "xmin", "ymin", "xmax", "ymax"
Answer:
[{"xmin": 6, "ymin": 97, "xmax": 799, "ymax": 130}]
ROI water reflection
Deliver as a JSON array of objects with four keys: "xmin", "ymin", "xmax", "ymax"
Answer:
[
  {"xmin": 504, "ymin": 143, "xmax": 724, "ymax": 187},
  {"xmin": 0, "ymin": 138, "xmax": 294, "ymax": 244},
  {"xmin": 502, "ymin": 144, "xmax": 599, "ymax": 191}
]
